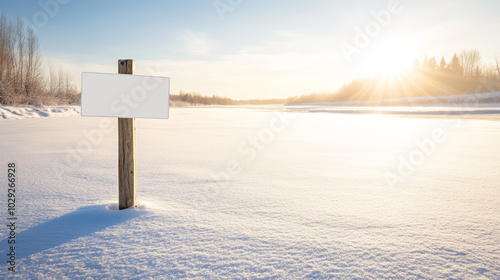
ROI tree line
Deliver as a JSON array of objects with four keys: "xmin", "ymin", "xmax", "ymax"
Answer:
[
  {"xmin": 172, "ymin": 49, "xmax": 500, "ymax": 106},
  {"xmin": 171, "ymin": 91, "xmax": 235, "ymax": 105},
  {"xmin": 287, "ymin": 49, "xmax": 500, "ymax": 104},
  {"xmin": 0, "ymin": 13, "xmax": 79, "ymax": 105},
  {"xmin": 170, "ymin": 91, "xmax": 286, "ymax": 106}
]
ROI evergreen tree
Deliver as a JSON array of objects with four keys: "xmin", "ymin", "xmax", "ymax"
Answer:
[
  {"xmin": 439, "ymin": 57, "xmax": 447, "ymax": 72},
  {"xmin": 447, "ymin": 53, "xmax": 463, "ymax": 77},
  {"xmin": 412, "ymin": 58, "xmax": 421, "ymax": 71},
  {"xmin": 427, "ymin": 56, "xmax": 437, "ymax": 71},
  {"xmin": 422, "ymin": 56, "xmax": 428, "ymax": 69}
]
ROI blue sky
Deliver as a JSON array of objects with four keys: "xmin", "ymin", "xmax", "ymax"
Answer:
[{"xmin": 2, "ymin": 0, "xmax": 500, "ymax": 99}]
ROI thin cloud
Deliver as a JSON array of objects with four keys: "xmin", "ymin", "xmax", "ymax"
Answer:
[{"xmin": 177, "ymin": 30, "xmax": 212, "ymax": 57}]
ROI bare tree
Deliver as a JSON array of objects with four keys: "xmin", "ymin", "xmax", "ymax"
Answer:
[
  {"xmin": 460, "ymin": 49, "xmax": 482, "ymax": 79},
  {"xmin": 0, "ymin": 14, "xmax": 8, "ymax": 103},
  {"xmin": 48, "ymin": 61, "xmax": 57, "ymax": 96},
  {"xmin": 64, "ymin": 70, "xmax": 72, "ymax": 95},
  {"xmin": 0, "ymin": 14, "xmax": 19, "ymax": 104},
  {"xmin": 495, "ymin": 55, "xmax": 500, "ymax": 77},
  {"xmin": 0, "ymin": 13, "xmax": 7, "ymax": 83},
  {"xmin": 15, "ymin": 18, "xmax": 25, "ymax": 95},
  {"xmin": 0, "ymin": 13, "xmax": 79, "ymax": 105},
  {"xmin": 57, "ymin": 65, "xmax": 64, "ymax": 97},
  {"xmin": 4, "ymin": 18, "xmax": 15, "ymax": 91},
  {"xmin": 25, "ymin": 27, "xmax": 43, "ymax": 99}
]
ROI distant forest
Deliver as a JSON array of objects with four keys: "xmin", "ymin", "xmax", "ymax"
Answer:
[
  {"xmin": 286, "ymin": 49, "xmax": 500, "ymax": 104},
  {"xmin": 174, "ymin": 50, "xmax": 500, "ymax": 106},
  {"xmin": 1, "ymin": 13, "xmax": 500, "ymax": 106},
  {"xmin": 170, "ymin": 91, "xmax": 286, "ymax": 106}
]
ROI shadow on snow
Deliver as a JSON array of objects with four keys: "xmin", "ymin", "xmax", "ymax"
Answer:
[{"xmin": 1, "ymin": 204, "xmax": 145, "ymax": 260}]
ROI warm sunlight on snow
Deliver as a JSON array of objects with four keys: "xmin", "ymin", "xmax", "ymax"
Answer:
[
  {"xmin": 2, "ymin": 107, "xmax": 500, "ymax": 278},
  {"xmin": 358, "ymin": 39, "xmax": 415, "ymax": 77}
]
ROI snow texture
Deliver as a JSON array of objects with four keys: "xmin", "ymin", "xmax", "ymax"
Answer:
[
  {"xmin": 0, "ymin": 103, "xmax": 80, "ymax": 120},
  {"xmin": 0, "ymin": 104, "xmax": 499, "ymax": 279}
]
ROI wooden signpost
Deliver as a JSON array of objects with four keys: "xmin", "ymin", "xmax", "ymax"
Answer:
[
  {"xmin": 81, "ymin": 59, "xmax": 170, "ymax": 210},
  {"xmin": 117, "ymin": 59, "xmax": 137, "ymax": 210}
]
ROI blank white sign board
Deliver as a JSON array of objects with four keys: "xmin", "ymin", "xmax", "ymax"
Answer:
[{"xmin": 81, "ymin": 72, "xmax": 170, "ymax": 119}]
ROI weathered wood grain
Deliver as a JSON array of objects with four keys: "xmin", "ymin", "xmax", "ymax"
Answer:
[{"xmin": 118, "ymin": 59, "xmax": 137, "ymax": 210}]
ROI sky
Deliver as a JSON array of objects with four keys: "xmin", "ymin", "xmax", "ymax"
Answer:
[{"xmin": 2, "ymin": 0, "xmax": 500, "ymax": 99}]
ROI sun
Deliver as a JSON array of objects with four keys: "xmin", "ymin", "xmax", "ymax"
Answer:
[{"xmin": 357, "ymin": 38, "xmax": 415, "ymax": 77}]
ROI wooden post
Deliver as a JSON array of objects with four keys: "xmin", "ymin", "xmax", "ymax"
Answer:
[{"xmin": 118, "ymin": 59, "xmax": 137, "ymax": 210}]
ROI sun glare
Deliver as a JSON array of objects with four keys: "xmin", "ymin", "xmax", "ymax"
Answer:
[{"xmin": 358, "ymin": 39, "xmax": 415, "ymax": 77}]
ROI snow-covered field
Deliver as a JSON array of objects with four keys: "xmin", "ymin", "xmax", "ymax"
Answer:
[{"xmin": 0, "ymin": 104, "xmax": 499, "ymax": 279}]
